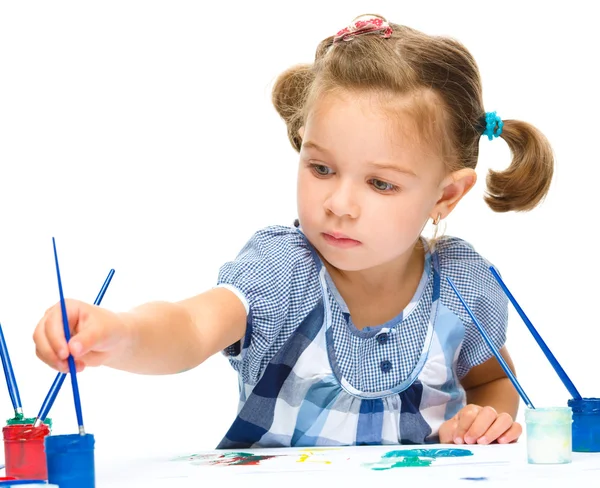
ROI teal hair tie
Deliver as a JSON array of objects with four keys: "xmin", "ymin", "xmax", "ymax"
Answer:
[{"xmin": 482, "ymin": 111, "xmax": 503, "ymax": 140}]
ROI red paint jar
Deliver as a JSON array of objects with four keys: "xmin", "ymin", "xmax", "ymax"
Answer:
[{"xmin": 2, "ymin": 423, "xmax": 50, "ymax": 479}]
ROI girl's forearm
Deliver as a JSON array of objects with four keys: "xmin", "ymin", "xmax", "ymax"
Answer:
[
  {"xmin": 103, "ymin": 288, "xmax": 247, "ymax": 375},
  {"xmin": 465, "ymin": 377, "xmax": 520, "ymax": 419},
  {"xmin": 105, "ymin": 301, "xmax": 205, "ymax": 375}
]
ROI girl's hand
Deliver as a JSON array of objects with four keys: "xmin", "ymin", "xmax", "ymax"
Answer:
[
  {"xmin": 439, "ymin": 404, "xmax": 522, "ymax": 445},
  {"xmin": 33, "ymin": 299, "xmax": 131, "ymax": 373}
]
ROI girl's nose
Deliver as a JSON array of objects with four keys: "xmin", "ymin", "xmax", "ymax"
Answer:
[{"xmin": 324, "ymin": 181, "xmax": 360, "ymax": 219}]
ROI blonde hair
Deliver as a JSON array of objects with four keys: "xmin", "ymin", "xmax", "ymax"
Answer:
[{"xmin": 272, "ymin": 15, "xmax": 553, "ymax": 213}]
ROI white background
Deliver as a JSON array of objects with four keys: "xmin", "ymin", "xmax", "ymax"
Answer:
[{"xmin": 0, "ymin": 1, "xmax": 597, "ymax": 459}]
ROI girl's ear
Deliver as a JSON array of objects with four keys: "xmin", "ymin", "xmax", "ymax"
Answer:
[
  {"xmin": 431, "ymin": 168, "xmax": 477, "ymax": 219},
  {"xmin": 298, "ymin": 126, "xmax": 305, "ymax": 140}
]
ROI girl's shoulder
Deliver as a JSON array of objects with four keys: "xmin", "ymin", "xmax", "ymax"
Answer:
[
  {"xmin": 218, "ymin": 224, "xmax": 317, "ymax": 287},
  {"xmin": 234, "ymin": 224, "xmax": 314, "ymax": 264},
  {"xmin": 245, "ymin": 224, "xmax": 308, "ymax": 248},
  {"xmin": 434, "ymin": 236, "xmax": 493, "ymax": 276},
  {"xmin": 434, "ymin": 234, "xmax": 506, "ymax": 317}
]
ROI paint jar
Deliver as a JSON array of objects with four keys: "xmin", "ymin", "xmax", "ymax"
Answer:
[
  {"xmin": 2, "ymin": 424, "xmax": 51, "ymax": 479},
  {"xmin": 45, "ymin": 433, "xmax": 95, "ymax": 488},
  {"xmin": 525, "ymin": 406, "xmax": 572, "ymax": 464},
  {"xmin": 568, "ymin": 397, "xmax": 600, "ymax": 452}
]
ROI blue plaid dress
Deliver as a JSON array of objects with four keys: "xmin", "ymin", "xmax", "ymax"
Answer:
[{"xmin": 215, "ymin": 225, "xmax": 507, "ymax": 448}]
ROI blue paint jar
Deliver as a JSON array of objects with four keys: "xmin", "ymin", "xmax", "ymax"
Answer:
[
  {"xmin": 568, "ymin": 397, "xmax": 600, "ymax": 452},
  {"xmin": 44, "ymin": 433, "xmax": 95, "ymax": 488}
]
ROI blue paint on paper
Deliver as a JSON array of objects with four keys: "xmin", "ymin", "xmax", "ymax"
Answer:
[{"xmin": 382, "ymin": 448, "xmax": 473, "ymax": 459}]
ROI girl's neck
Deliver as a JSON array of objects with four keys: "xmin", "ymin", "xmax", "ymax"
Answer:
[{"xmin": 323, "ymin": 240, "xmax": 426, "ymax": 329}]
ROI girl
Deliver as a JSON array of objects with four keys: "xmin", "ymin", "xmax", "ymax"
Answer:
[{"xmin": 33, "ymin": 14, "xmax": 553, "ymax": 448}]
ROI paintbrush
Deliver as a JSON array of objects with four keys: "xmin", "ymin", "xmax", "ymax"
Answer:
[
  {"xmin": 488, "ymin": 266, "xmax": 582, "ymax": 400},
  {"xmin": 52, "ymin": 237, "xmax": 86, "ymax": 435},
  {"xmin": 0, "ymin": 324, "xmax": 24, "ymax": 420},
  {"xmin": 33, "ymin": 268, "xmax": 115, "ymax": 428},
  {"xmin": 446, "ymin": 277, "xmax": 535, "ymax": 409}
]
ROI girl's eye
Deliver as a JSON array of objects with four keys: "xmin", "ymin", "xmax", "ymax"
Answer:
[
  {"xmin": 310, "ymin": 164, "xmax": 332, "ymax": 176},
  {"xmin": 370, "ymin": 179, "xmax": 398, "ymax": 192}
]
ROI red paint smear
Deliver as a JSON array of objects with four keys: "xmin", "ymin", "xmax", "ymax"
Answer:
[{"xmin": 211, "ymin": 453, "xmax": 277, "ymax": 466}]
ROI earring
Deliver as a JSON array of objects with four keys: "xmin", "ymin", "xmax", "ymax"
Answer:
[{"xmin": 432, "ymin": 213, "xmax": 441, "ymax": 225}]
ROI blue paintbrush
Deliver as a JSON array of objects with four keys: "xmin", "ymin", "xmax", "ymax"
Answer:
[
  {"xmin": 446, "ymin": 277, "xmax": 535, "ymax": 409},
  {"xmin": 33, "ymin": 268, "xmax": 115, "ymax": 428},
  {"xmin": 0, "ymin": 324, "xmax": 24, "ymax": 419},
  {"xmin": 52, "ymin": 237, "xmax": 85, "ymax": 435},
  {"xmin": 488, "ymin": 266, "xmax": 582, "ymax": 400}
]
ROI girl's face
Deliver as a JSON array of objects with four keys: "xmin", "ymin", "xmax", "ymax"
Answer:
[{"xmin": 297, "ymin": 90, "xmax": 455, "ymax": 272}]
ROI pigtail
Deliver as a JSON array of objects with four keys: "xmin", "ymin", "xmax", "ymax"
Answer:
[
  {"xmin": 484, "ymin": 120, "xmax": 554, "ymax": 212},
  {"xmin": 271, "ymin": 64, "xmax": 315, "ymax": 152}
]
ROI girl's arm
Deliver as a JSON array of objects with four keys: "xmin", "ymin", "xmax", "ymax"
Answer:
[
  {"xmin": 460, "ymin": 346, "xmax": 520, "ymax": 418},
  {"xmin": 106, "ymin": 287, "xmax": 247, "ymax": 374},
  {"xmin": 438, "ymin": 346, "xmax": 522, "ymax": 444},
  {"xmin": 36, "ymin": 287, "xmax": 247, "ymax": 376}
]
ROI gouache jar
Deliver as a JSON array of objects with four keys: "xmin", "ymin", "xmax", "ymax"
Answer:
[
  {"xmin": 525, "ymin": 406, "xmax": 572, "ymax": 464},
  {"xmin": 2, "ymin": 424, "xmax": 51, "ymax": 479},
  {"xmin": 568, "ymin": 397, "xmax": 600, "ymax": 452},
  {"xmin": 45, "ymin": 433, "xmax": 95, "ymax": 488}
]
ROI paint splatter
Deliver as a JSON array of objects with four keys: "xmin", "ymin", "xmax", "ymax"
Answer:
[
  {"xmin": 383, "ymin": 449, "xmax": 473, "ymax": 459},
  {"xmin": 210, "ymin": 452, "xmax": 277, "ymax": 466},
  {"xmin": 371, "ymin": 456, "xmax": 432, "ymax": 469},
  {"xmin": 363, "ymin": 448, "xmax": 473, "ymax": 470},
  {"xmin": 172, "ymin": 453, "xmax": 217, "ymax": 463},
  {"xmin": 175, "ymin": 451, "xmax": 277, "ymax": 466},
  {"xmin": 175, "ymin": 448, "xmax": 338, "ymax": 467},
  {"xmin": 297, "ymin": 450, "xmax": 332, "ymax": 464}
]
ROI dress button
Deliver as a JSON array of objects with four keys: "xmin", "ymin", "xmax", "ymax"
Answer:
[
  {"xmin": 376, "ymin": 333, "xmax": 388, "ymax": 345},
  {"xmin": 380, "ymin": 360, "xmax": 392, "ymax": 373}
]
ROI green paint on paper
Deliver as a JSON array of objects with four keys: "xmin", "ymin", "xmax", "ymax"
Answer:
[
  {"xmin": 364, "ymin": 448, "xmax": 473, "ymax": 470},
  {"xmin": 382, "ymin": 448, "xmax": 472, "ymax": 459},
  {"xmin": 371, "ymin": 456, "xmax": 432, "ymax": 469}
]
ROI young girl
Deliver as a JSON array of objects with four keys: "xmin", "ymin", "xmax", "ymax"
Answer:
[{"xmin": 33, "ymin": 14, "xmax": 553, "ymax": 448}]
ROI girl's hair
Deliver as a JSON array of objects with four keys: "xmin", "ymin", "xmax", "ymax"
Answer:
[{"xmin": 272, "ymin": 15, "xmax": 553, "ymax": 212}]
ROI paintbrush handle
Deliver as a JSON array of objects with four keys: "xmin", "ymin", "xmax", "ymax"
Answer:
[
  {"xmin": 447, "ymin": 277, "xmax": 535, "ymax": 409},
  {"xmin": 35, "ymin": 372, "xmax": 67, "ymax": 425},
  {"xmin": 489, "ymin": 266, "xmax": 582, "ymax": 400},
  {"xmin": 94, "ymin": 269, "xmax": 115, "ymax": 305},
  {"xmin": 0, "ymin": 324, "xmax": 23, "ymax": 414},
  {"xmin": 52, "ymin": 237, "xmax": 85, "ymax": 433}
]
